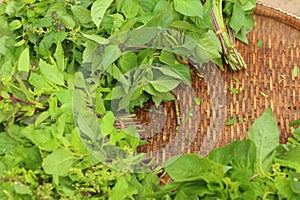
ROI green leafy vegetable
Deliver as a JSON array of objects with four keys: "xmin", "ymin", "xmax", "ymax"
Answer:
[
  {"xmin": 4, "ymin": 1, "xmax": 297, "ymax": 199},
  {"xmin": 248, "ymin": 108, "xmax": 279, "ymax": 176}
]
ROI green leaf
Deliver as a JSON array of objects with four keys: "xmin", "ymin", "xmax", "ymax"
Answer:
[
  {"xmin": 149, "ymin": 79, "xmax": 180, "ymax": 93},
  {"xmin": 171, "ymin": 64, "xmax": 191, "ymax": 86},
  {"xmin": 18, "ymin": 47, "xmax": 30, "ymax": 72},
  {"xmin": 17, "ymin": 146, "xmax": 42, "ymax": 170},
  {"xmin": 209, "ymin": 140, "xmax": 256, "ymax": 180},
  {"xmin": 28, "ymin": 73, "xmax": 52, "ymax": 90},
  {"xmin": 257, "ymin": 39, "xmax": 263, "ymax": 48},
  {"xmin": 81, "ymin": 32, "xmax": 109, "ymax": 44},
  {"xmin": 118, "ymin": 52, "xmax": 138, "ymax": 73},
  {"xmin": 14, "ymin": 182, "xmax": 32, "ymax": 195},
  {"xmin": 275, "ymin": 145, "xmax": 300, "ymax": 172},
  {"xmin": 39, "ymin": 59, "xmax": 65, "ymax": 86},
  {"xmin": 0, "ymin": 133, "xmax": 20, "ymax": 155},
  {"xmin": 174, "ymin": 0, "xmax": 203, "ymax": 18},
  {"xmin": 42, "ymin": 148, "xmax": 78, "ymax": 176},
  {"xmin": 71, "ymin": 5, "xmax": 93, "ymax": 27},
  {"xmin": 163, "ymin": 154, "xmax": 225, "ymax": 182},
  {"xmin": 229, "ymin": 3, "xmax": 246, "ymax": 33},
  {"xmin": 275, "ymin": 173, "xmax": 300, "ymax": 199},
  {"xmin": 54, "ymin": 41, "xmax": 65, "ymax": 71},
  {"xmin": 9, "ymin": 19, "xmax": 22, "ymax": 30},
  {"xmin": 229, "ymin": 88, "xmax": 239, "ymax": 94},
  {"xmin": 293, "ymin": 66, "xmax": 298, "ymax": 78},
  {"xmin": 290, "ymin": 118, "xmax": 300, "ymax": 127},
  {"xmin": 159, "ymin": 50, "xmax": 175, "ymax": 66},
  {"xmin": 35, "ymin": 111, "xmax": 50, "ymax": 127},
  {"xmin": 110, "ymin": 175, "xmax": 138, "ymax": 199},
  {"xmin": 100, "ymin": 111, "xmax": 115, "ymax": 137},
  {"xmin": 248, "ymin": 108, "xmax": 279, "ymax": 176},
  {"xmin": 119, "ymin": 0, "xmax": 140, "ymax": 18},
  {"xmin": 170, "ymin": 20, "xmax": 199, "ymax": 32},
  {"xmin": 91, "ymin": 0, "xmax": 113, "ymax": 29},
  {"xmin": 60, "ymin": 14, "xmax": 76, "ymax": 29},
  {"xmin": 290, "ymin": 171, "xmax": 300, "ymax": 194},
  {"xmin": 226, "ymin": 116, "xmax": 236, "ymax": 126},
  {"xmin": 21, "ymin": 125, "xmax": 60, "ymax": 152},
  {"xmin": 193, "ymin": 97, "xmax": 201, "ymax": 105}
]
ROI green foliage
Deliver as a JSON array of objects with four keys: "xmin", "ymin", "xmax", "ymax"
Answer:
[
  {"xmin": 147, "ymin": 109, "xmax": 300, "ymax": 199},
  {"xmin": 1, "ymin": 0, "xmax": 297, "ymax": 199},
  {"xmin": 223, "ymin": 0, "xmax": 256, "ymax": 43}
]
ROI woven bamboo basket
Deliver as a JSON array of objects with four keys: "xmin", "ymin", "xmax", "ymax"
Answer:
[{"xmin": 136, "ymin": 2, "xmax": 300, "ymax": 165}]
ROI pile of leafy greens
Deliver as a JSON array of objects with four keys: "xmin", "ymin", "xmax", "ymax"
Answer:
[
  {"xmin": 1, "ymin": 0, "xmax": 299, "ymax": 199},
  {"xmin": 147, "ymin": 109, "xmax": 300, "ymax": 199}
]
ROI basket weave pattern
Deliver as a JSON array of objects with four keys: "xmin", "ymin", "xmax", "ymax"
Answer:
[{"xmin": 137, "ymin": 3, "xmax": 300, "ymax": 163}]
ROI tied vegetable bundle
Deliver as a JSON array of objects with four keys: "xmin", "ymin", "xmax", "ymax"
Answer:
[{"xmin": 203, "ymin": 0, "xmax": 256, "ymax": 70}]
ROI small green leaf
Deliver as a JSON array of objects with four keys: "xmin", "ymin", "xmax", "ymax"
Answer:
[
  {"xmin": 229, "ymin": 88, "xmax": 239, "ymax": 94},
  {"xmin": 9, "ymin": 19, "xmax": 22, "ymax": 30},
  {"xmin": 257, "ymin": 39, "xmax": 263, "ymax": 47},
  {"xmin": 91, "ymin": 0, "xmax": 113, "ymax": 29},
  {"xmin": 18, "ymin": 47, "xmax": 30, "ymax": 72},
  {"xmin": 226, "ymin": 116, "xmax": 236, "ymax": 126},
  {"xmin": 193, "ymin": 97, "xmax": 201, "ymax": 105},
  {"xmin": 174, "ymin": 0, "xmax": 203, "ymax": 18},
  {"xmin": 293, "ymin": 66, "xmax": 298, "ymax": 78}
]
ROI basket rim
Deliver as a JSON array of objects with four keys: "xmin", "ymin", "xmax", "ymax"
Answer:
[{"xmin": 255, "ymin": 1, "xmax": 300, "ymax": 30}]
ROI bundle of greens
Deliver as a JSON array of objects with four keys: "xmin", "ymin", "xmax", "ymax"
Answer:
[{"xmin": 204, "ymin": 0, "xmax": 256, "ymax": 70}]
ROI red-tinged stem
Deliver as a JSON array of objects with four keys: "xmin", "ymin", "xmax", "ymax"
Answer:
[{"xmin": 0, "ymin": 95, "xmax": 49, "ymax": 109}]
